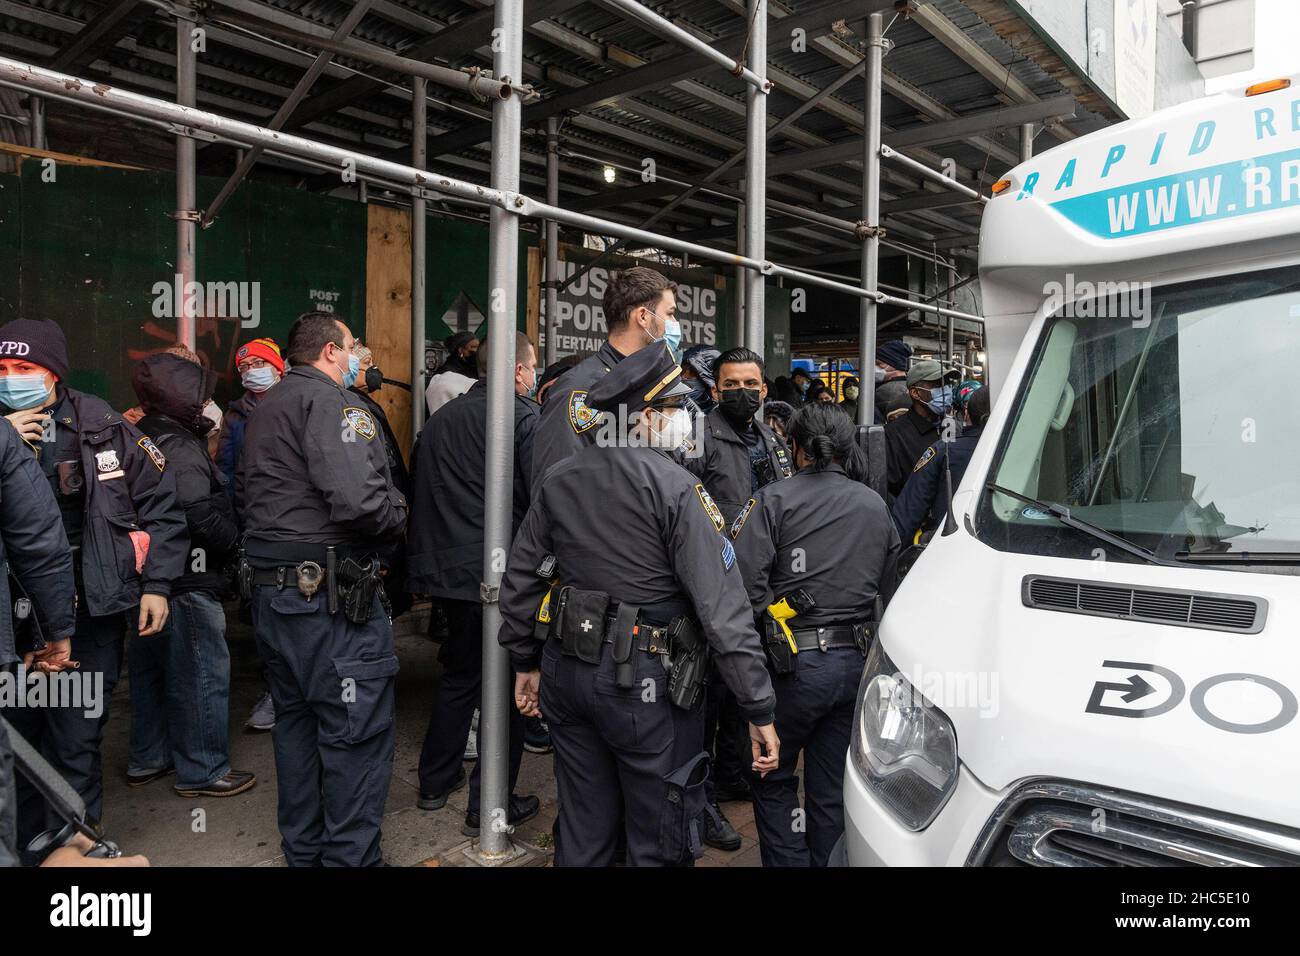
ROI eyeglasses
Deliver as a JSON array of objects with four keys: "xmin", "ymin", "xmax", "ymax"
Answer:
[{"xmin": 237, "ymin": 358, "xmax": 270, "ymax": 373}]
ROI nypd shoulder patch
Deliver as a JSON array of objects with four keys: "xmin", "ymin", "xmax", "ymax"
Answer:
[
  {"xmin": 343, "ymin": 406, "xmax": 377, "ymax": 441},
  {"xmin": 568, "ymin": 389, "xmax": 599, "ymax": 435},
  {"xmin": 913, "ymin": 445, "xmax": 937, "ymax": 473},
  {"xmin": 729, "ymin": 497, "xmax": 757, "ymax": 539},
  {"xmin": 136, "ymin": 437, "xmax": 166, "ymax": 472},
  {"xmin": 694, "ymin": 483, "xmax": 725, "ymax": 533},
  {"xmin": 721, "ymin": 538, "xmax": 736, "ymax": 572}
]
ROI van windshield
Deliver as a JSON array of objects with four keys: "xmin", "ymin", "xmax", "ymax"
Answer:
[{"xmin": 977, "ymin": 266, "xmax": 1300, "ymax": 569}]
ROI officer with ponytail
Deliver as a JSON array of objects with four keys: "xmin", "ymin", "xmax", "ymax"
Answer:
[{"xmin": 730, "ymin": 403, "xmax": 901, "ymax": 866}]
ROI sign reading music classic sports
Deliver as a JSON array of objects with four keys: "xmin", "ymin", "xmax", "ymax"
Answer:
[{"xmin": 548, "ymin": 246, "xmax": 725, "ymax": 360}]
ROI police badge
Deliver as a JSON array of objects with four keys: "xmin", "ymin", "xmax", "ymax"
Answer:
[
  {"xmin": 342, "ymin": 406, "xmax": 377, "ymax": 441},
  {"xmin": 95, "ymin": 448, "xmax": 125, "ymax": 481},
  {"xmin": 568, "ymin": 389, "xmax": 599, "ymax": 435}
]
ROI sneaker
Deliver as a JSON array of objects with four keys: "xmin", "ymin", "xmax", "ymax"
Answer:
[
  {"xmin": 703, "ymin": 802, "xmax": 742, "ymax": 852},
  {"xmin": 417, "ymin": 767, "xmax": 467, "ymax": 811},
  {"xmin": 464, "ymin": 709, "xmax": 479, "ymax": 761},
  {"xmin": 245, "ymin": 691, "xmax": 275, "ymax": 732},
  {"xmin": 175, "ymin": 770, "xmax": 257, "ymax": 798},
  {"xmin": 463, "ymin": 793, "xmax": 540, "ymax": 837},
  {"xmin": 523, "ymin": 716, "xmax": 552, "ymax": 754}
]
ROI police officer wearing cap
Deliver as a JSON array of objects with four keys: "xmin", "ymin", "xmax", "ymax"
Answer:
[
  {"xmin": 884, "ymin": 358, "xmax": 960, "ymax": 499},
  {"xmin": 731, "ymin": 402, "xmax": 901, "ymax": 866},
  {"xmin": 530, "ymin": 266, "xmax": 682, "ymax": 487},
  {"xmin": 892, "ymin": 384, "xmax": 989, "ymax": 544},
  {"xmin": 499, "ymin": 343, "xmax": 780, "ymax": 867},
  {"xmin": 0, "ymin": 318, "xmax": 186, "ymax": 843},
  {"xmin": 238, "ymin": 311, "xmax": 407, "ymax": 867}
]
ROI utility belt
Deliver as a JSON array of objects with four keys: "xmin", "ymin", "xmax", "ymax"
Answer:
[
  {"xmin": 549, "ymin": 585, "xmax": 709, "ymax": 711},
  {"xmin": 762, "ymin": 620, "xmax": 870, "ymax": 675},
  {"xmin": 237, "ymin": 546, "xmax": 389, "ymax": 625}
]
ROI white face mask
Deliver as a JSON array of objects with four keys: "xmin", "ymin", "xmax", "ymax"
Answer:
[
  {"xmin": 648, "ymin": 406, "xmax": 693, "ymax": 450},
  {"xmin": 201, "ymin": 401, "xmax": 223, "ymax": 435}
]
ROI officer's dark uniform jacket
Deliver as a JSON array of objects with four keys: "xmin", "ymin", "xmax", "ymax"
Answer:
[
  {"xmin": 407, "ymin": 379, "xmax": 538, "ymax": 601},
  {"xmin": 15, "ymin": 388, "xmax": 187, "ymax": 617},
  {"xmin": 348, "ymin": 387, "xmax": 410, "ymax": 498},
  {"xmin": 684, "ymin": 407, "xmax": 793, "ymax": 525},
  {"xmin": 500, "ymin": 442, "xmax": 776, "ymax": 725},
  {"xmin": 529, "ymin": 341, "xmax": 625, "ymax": 488},
  {"xmin": 238, "ymin": 365, "xmax": 406, "ymax": 565},
  {"xmin": 891, "ymin": 424, "xmax": 983, "ymax": 543},
  {"xmin": 0, "ymin": 418, "xmax": 77, "ymax": 662},
  {"xmin": 884, "ymin": 406, "xmax": 940, "ymax": 499},
  {"xmin": 731, "ymin": 463, "xmax": 901, "ymax": 627}
]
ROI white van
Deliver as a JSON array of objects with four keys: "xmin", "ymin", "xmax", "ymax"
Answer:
[{"xmin": 843, "ymin": 75, "xmax": 1300, "ymax": 866}]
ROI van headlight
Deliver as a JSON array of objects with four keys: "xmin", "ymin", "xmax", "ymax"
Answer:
[{"xmin": 850, "ymin": 642, "xmax": 958, "ymax": 831}]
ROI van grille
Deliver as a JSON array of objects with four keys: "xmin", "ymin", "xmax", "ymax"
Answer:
[
  {"xmin": 968, "ymin": 781, "xmax": 1300, "ymax": 867},
  {"xmin": 1023, "ymin": 576, "xmax": 1265, "ymax": 634}
]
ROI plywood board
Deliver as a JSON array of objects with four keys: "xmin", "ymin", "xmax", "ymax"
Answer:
[{"xmin": 364, "ymin": 203, "xmax": 413, "ymax": 463}]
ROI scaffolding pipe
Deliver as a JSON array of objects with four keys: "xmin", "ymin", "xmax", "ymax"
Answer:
[
  {"xmin": 1020, "ymin": 121, "xmax": 1033, "ymax": 163},
  {"xmin": 857, "ymin": 9, "xmax": 883, "ymax": 426},
  {"xmin": 735, "ymin": 205, "xmax": 746, "ymax": 344},
  {"xmin": 880, "ymin": 144, "xmax": 986, "ymax": 203},
  {"xmin": 544, "ymin": 116, "xmax": 560, "ymax": 367},
  {"xmin": 411, "ymin": 77, "xmax": 427, "ymax": 442},
  {"xmin": 0, "ymin": 55, "xmax": 930, "ymax": 315},
  {"xmin": 175, "ymin": 10, "xmax": 197, "ymax": 351},
  {"xmin": 203, "ymin": 4, "xmax": 521, "ymax": 101},
  {"xmin": 599, "ymin": 0, "xmax": 771, "ymax": 91},
  {"xmin": 27, "ymin": 94, "xmax": 43, "ymax": 149},
  {"xmin": 744, "ymin": 0, "xmax": 767, "ymax": 357},
  {"xmin": 478, "ymin": 0, "xmax": 523, "ymax": 863}
]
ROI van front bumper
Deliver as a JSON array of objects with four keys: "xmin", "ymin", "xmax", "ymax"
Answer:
[{"xmin": 843, "ymin": 757, "xmax": 1002, "ymax": 866}]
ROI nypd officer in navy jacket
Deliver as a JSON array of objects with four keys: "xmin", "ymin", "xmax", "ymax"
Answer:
[
  {"xmin": 238, "ymin": 312, "xmax": 407, "ymax": 867},
  {"xmin": 731, "ymin": 403, "xmax": 900, "ymax": 866},
  {"xmin": 530, "ymin": 266, "xmax": 682, "ymax": 487},
  {"xmin": 407, "ymin": 331, "xmax": 540, "ymax": 834},
  {"xmin": 499, "ymin": 343, "xmax": 779, "ymax": 867},
  {"xmin": 0, "ymin": 318, "xmax": 186, "ymax": 843}
]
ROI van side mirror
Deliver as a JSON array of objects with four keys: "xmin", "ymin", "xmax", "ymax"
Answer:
[{"xmin": 857, "ymin": 424, "xmax": 887, "ymax": 497}]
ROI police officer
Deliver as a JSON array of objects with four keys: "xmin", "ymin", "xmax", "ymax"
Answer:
[
  {"xmin": 0, "ymin": 318, "xmax": 186, "ymax": 844},
  {"xmin": 530, "ymin": 266, "xmax": 681, "ymax": 486},
  {"xmin": 499, "ymin": 344, "xmax": 779, "ymax": 867},
  {"xmin": 407, "ymin": 331, "xmax": 540, "ymax": 834},
  {"xmin": 683, "ymin": 345, "xmax": 793, "ymax": 849},
  {"xmin": 238, "ymin": 311, "xmax": 407, "ymax": 867},
  {"xmin": 892, "ymin": 384, "xmax": 989, "ymax": 543},
  {"xmin": 731, "ymin": 403, "xmax": 900, "ymax": 866},
  {"xmin": 884, "ymin": 359, "xmax": 961, "ymax": 498}
]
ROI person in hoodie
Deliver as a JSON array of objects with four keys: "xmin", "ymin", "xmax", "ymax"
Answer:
[
  {"xmin": 0, "ymin": 318, "xmax": 186, "ymax": 843},
  {"xmin": 217, "ymin": 337, "xmax": 283, "ymax": 506},
  {"xmin": 127, "ymin": 352, "xmax": 256, "ymax": 798}
]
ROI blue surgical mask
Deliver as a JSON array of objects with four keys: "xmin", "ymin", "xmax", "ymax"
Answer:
[
  {"xmin": 241, "ymin": 366, "xmax": 279, "ymax": 393},
  {"xmin": 340, "ymin": 352, "xmax": 360, "ymax": 390},
  {"xmin": 924, "ymin": 384, "xmax": 955, "ymax": 416},
  {"xmin": 661, "ymin": 317, "xmax": 682, "ymax": 358},
  {"xmin": 0, "ymin": 373, "xmax": 52, "ymax": 411}
]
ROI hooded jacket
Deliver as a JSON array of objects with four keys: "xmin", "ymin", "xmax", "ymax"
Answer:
[{"xmin": 133, "ymin": 354, "xmax": 238, "ymax": 597}]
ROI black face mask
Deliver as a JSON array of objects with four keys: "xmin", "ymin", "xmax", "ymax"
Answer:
[
  {"xmin": 364, "ymin": 366, "xmax": 383, "ymax": 393},
  {"xmin": 719, "ymin": 387, "xmax": 761, "ymax": 424}
]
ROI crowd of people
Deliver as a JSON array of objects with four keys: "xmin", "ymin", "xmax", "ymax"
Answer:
[{"xmin": 0, "ymin": 264, "xmax": 989, "ymax": 868}]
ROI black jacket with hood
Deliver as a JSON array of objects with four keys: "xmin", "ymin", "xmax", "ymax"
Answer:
[{"xmin": 133, "ymin": 354, "xmax": 238, "ymax": 598}]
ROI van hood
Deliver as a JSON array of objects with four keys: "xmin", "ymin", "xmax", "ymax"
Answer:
[{"xmin": 879, "ymin": 530, "xmax": 1300, "ymax": 830}]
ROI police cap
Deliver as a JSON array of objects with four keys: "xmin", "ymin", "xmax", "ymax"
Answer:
[{"xmin": 587, "ymin": 342, "xmax": 693, "ymax": 413}]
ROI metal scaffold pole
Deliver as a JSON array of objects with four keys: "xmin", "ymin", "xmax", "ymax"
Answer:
[
  {"xmin": 478, "ymin": 0, "xmax": 523, "ymax": 863},
  {"xmin": 27, "ymin": 95, "xmax": 43, "ymax": 150},
  {"xmin": 411, "ymin": 76, "xmax": 427, "ymax": 442},
  {"xmin": 175, "ymin": 7, "xmax": 197, "ymax": 351},
  {"xmin": 857, "ymin": 9, "xmax": 884, "ymax": 426},
  {"xmin": 1021, "ymin": 122, "xmax": 1034, "ymax": 163},
  {"xmin": 544, "ymin": 116, "xmax": 560, "ymax": 368},
  {"xmin": 743, "ymin": 0, "xmax": 767, "ymax": 357}
]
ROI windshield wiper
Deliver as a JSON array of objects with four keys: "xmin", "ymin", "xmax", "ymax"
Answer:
[
  {"xmin": 1175, "ymin": 551, "xmax": 1300, "ymax": 565},
  {"xmin": 986, "ymin": 483, "xmax": 1176, "ymax": 567}
]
